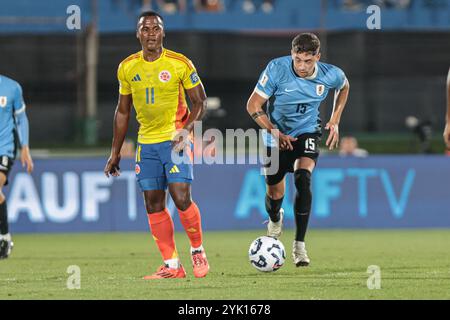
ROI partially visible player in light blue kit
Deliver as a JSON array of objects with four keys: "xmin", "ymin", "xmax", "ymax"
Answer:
[
  {"xmin": 443, "ymin": 67, "xmax": 450, "ymax": 150},
  {"xmin": 0, "ymin": 74, "xmax": 34, "ymax": 259},
  {"xmin": 247, "ymin": 33, "xmax": 350, "ymax": 267}
]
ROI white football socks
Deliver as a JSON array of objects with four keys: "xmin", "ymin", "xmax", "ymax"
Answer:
[
  {"xmin": 164, "ymin": 258, "xmax": 180, "ymax": 269},
  {"xmin": 191, "ymin": 245, "xmax": 204, "ymax": 254},
  {"xmin": 0, "ymin": 233, "xmax": 11, "ymax": 242}
]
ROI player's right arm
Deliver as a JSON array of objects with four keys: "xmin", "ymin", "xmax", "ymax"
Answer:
[
  {"xmin": 247, "ymin": 92, "xmax": 297, "ymax": 151},
  {"xmin": 105, "ymin": 63, "xmax": 133, "ymax": 177},
  {"xmin": 247, "ymin": 63, "xmax": 297, "ymax": 151},
  {"xmin": 13, "ymin": 82, "xmax": 33, "ymax": 173},
  {"xmin": 105, "ymin": 94, "xmax": 132, "ymax": 177},
  {"xmin": 443, "ymin": 68, "xmax": 450, "ymax": 149}
]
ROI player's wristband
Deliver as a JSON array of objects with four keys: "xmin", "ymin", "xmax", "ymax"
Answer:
[{"xmin": 251, "ymin": 111, "xmax": 267, "ymax": 121}]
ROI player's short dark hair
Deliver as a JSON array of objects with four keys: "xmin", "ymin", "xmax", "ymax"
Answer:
[
  {"xmin": 137, "ymin": 11, "xmax": 164, "ymax": 25},
  {"xmin": 292, "ymin": 33, "xmax": 320, "ymax": 55}
]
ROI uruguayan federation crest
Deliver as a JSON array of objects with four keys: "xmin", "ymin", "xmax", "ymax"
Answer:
[
  {"xmin": 316, "ymin": 85, "xmax": 325, "ymax": 96},
  {"xmin": 0, "ymin": 96, "xmax": 7, "ymax": 108}
]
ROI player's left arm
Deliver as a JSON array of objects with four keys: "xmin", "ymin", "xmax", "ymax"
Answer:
[
  {"xmin": 325, "ymin": 78, "xmax": 350, "ymax": 150},
  {"xmin": 173, "ymin": 83, "xmax": 207, "ymax": 152},
  {"xmin": 13, "ymin": 84, "xmax": 33, "ymax": 173},
  {"xmin": 443, "ymin": 68, "xmax": 450, "ymax": 149},
  {"xmin": 184, "ymin": 83, "xmax": 207, "ymax": 133},
  {"xmin": 173, "ymin": 61, "xmax": 207, "ymax": 152}
]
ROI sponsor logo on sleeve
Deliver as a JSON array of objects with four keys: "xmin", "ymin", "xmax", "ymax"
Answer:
[
  {"xmin": 190, "ymin": 72, "xmax": 199, "ymax": 85},
  {"xmin": 259, "ymin": 73, "xmax": 269, "ymax": 87}
]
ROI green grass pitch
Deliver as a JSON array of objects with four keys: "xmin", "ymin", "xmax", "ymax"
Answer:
[{"xmin": 1, "ymin": 229, "xmax": 449, "ymax": 299}]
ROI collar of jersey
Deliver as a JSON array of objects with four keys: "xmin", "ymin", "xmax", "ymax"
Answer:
[
  {"xmin": 140, "ymin": 48, "xmax": 166, "ymax": 64},
  {"xmin": 291, "ymin": 61, "xmax": 318, "ymax": 80}
]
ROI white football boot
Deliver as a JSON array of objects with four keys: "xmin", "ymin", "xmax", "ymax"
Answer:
[
  {"xmin": 292, "ymin": 240, "xmax": 310, "ymax": 267},
  {"xmin": 0, "ymin": 234, "xmax": 13, "ymax": 259},
  {"xmin": 267, "ymin": 208, "xmax": 284, "ymax": 239}
]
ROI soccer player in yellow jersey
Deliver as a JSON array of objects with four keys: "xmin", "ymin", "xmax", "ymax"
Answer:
[{"xmin": 104, "ymin": 11, "xmax": 209, "ymax": 279}]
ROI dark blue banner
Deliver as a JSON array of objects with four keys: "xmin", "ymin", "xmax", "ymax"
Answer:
[{"xmin": 4, "ymin": 156, "xmax": 450, "ymax": 233}]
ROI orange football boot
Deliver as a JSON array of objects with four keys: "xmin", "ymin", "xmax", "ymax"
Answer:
[
  {"xmin": 191, "ymin": 250, "xmax": 210, "ymax": 278},
  {"xmin": 143, "ymin": 264, "xmax": 186, "ymax": 280}
]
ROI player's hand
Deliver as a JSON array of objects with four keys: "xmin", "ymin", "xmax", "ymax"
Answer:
[
  {"xmin": 20, "ymin": 146, "xmax": 34, "ymax": 173},
  {"xmin": 273, "ymin": 130, "xmax": 297, "ymax": 151},
  {"xmin": 443, "ymin": 123, "xmax": 450, "ymax": 149},
  {"xmin": 104, "ymin": 154, "xmax": 121, "ymax": 177},
  {"xmin": 325, "ymin": 122, "xmax": 339, "ymax": 150}
]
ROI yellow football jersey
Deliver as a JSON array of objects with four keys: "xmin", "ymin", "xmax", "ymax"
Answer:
[{"xmin": 117, "ymin": 49, "xmax": 202, "ymax": 144}]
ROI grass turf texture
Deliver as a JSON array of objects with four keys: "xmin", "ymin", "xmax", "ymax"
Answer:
[{"xmin": 1, "ymin": 230, "xmax": 449, "ymax": 299}]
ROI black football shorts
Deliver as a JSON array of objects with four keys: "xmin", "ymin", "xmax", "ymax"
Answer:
[{"xmin": 263, "ymin": 132, "xmax": 321, "ymax": 186}]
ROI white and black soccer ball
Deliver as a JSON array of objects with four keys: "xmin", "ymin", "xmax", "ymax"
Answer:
[{"xmin": 248, "ymin": 236, "xmax": 286, "ymax": 272}]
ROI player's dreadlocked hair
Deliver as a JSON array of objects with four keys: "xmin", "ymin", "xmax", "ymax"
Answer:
[
  {"xmin": 137, "ymin": 11, "xmax": 164, "ymax": 26},
  {"xmin": 292, "ymin": 33, "xmax": 320, "ymax": 55}
]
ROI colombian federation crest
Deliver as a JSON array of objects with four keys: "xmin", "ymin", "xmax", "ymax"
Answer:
[
  {"xmin": 135, "ymin": 164, "xmax": 141, "ymax": 175},
  {"xmin": 316, "ymin": 85, "xmax": 325, "ymax": 96},
  {"xmin": 0, "ymin": 96, "xmax": 7, "ymax": 108},
  {"xmin": 159, "ymin": 70, "xmax": 171, "ymax": 83}
]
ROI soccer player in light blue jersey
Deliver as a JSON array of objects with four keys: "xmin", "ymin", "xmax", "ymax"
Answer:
[
  {"xmin": 247, "ymin": 33, "xmax": 350, "ymax": 267},
  {"xmin": 0, "ymin": 74, "xmax": 34, "ymax": 259},
  {"xmin": 443, "ymin": 67, "xmax": 450, "ymax": 150}
]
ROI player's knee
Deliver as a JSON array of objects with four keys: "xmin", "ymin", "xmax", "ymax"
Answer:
[
  {"xmin": 294, "ymin": 169, "xmax": 312, "ymax": 214},
  {"xmin": 266, "ymin": 182, "xmax": 285, "ymax": 200},
  {"xmin": 294, "ymin": 169, "xmax": 311, "ymax": 190},
  {"xmin": 0, "ymin": 190, "xmax": 4, "ymax": 204},
  {"xmin": 267, "ymin": 189, "xmax": 284, "ymax": 200},
  {"xmin": 145, "ymin": 202, "xmax": 165, "ymax": 214},
  {"xmin": 172, "ymin": 194, "xmax": 192, "ymax": 211}
]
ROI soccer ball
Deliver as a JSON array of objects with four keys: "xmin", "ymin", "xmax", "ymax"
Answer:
[{"xmin": 248, "ymin": 236, "xmax": 286, "ymax": 272}]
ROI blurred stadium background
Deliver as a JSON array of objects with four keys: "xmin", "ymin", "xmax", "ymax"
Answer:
[
  {"xmin": 1, "ymin": 0, "xmax": 450, "ymax": 300},
  {"xmin": 2, "ymin": 0, "xmax": 449, "ymax": 153}
]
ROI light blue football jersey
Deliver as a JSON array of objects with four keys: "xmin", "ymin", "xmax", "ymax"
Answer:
[
  {"xmin": 254, "ymin": 56, "xmax": 346, "ymax": 146},
  {"xmin": 0, "ymin": 75, "xmax": 27, "ymax": 158}
]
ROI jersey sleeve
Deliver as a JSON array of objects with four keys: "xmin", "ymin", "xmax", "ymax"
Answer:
[
  {"xmin": 117, "ymin": 63, "xmax": 132, "ymax": 95},
  {"xmin": 254, "ymin": 61, "xmax": 277, "ymax": 100},
  {"xmin": 332, "ymin": 66, "xmax": 347, "ymax": 90},
  {"xmin": 13, "ymin": 83, "xmax": 29, "ymax": 146},
  {"xmin": 181, "ymin": 58, "xmax": 201, "ymax": 90},
  {"xmin": 13, "ymin": 82, "xmax": 26, "ymax": 115}
]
